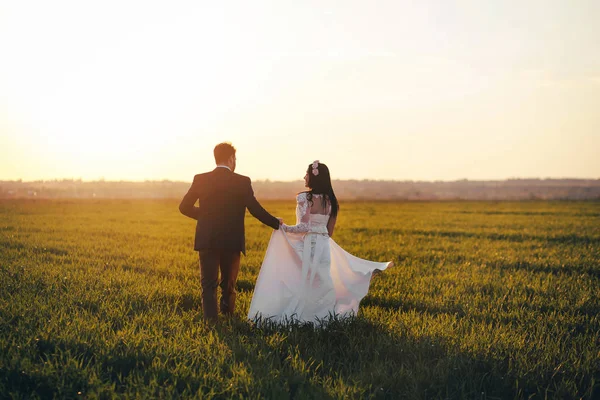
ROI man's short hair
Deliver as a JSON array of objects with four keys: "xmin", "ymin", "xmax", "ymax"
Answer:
[{"xmin": 214, "ymin": 142, "xmax": 236, "ymax": 164}]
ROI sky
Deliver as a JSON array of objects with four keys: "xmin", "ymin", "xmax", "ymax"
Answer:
[{"xmin": 1, "ymin": 0, "xmax": 599, "ymax": 182}]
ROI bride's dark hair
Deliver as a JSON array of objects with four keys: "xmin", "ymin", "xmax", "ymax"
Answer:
[{"xmin": 304, "ymin": 162, "xmax": 339, "ymax": 218}]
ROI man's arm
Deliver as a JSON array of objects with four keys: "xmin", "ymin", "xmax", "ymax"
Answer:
[
  {"xmin": 179, "ymin": 176, "xmax": 201, "ymax": 220},
  {"xmin": 245, "ymin": 178, "xmax": 280, "ymax": 229}
]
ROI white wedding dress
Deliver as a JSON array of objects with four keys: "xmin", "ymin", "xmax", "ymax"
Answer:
[{"xmin": 248, "ymin": 193, "xmax": 393, "ymax": 325}]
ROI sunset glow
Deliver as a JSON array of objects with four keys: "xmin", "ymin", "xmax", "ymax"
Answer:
[{"xmin": 1, "ymin": 0, "xmax": 599, "ymax": 181}]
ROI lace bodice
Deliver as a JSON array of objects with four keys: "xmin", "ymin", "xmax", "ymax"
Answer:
[{"xmin": 282, "ymin": 192, "xmax": 331, "ymax": 235}]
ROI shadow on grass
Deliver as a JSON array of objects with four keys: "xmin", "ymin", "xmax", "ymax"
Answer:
[
  {"xmin": 361, "ymin": 296, "xmax": 467, "ymax": 317},
  {"xmin": 213, "ymin": 317, "xmax": 335, "ymax": 398},
  {"xmin": 211, "ymin": 315, "xmax": 550, "ymax": 399},
  {"xmin": 235, "ymin": 279, "xmax": 255, "ymax": 293},
  {"xmin": 2, "ymin": 308, "xmax": 597, "ymax": 398},
  {"xmin": 0, "ymin": 337, "xmax": 100, "ymax": 399}
]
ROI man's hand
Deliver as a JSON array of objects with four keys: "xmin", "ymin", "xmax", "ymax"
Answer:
[{"xmin": 277, "ymin": 217, "xmax": 284, "ymax": 229}]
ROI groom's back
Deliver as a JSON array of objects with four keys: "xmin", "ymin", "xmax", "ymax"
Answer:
[
  {"xmin": 192, "ymin": 168, "xmax": 251, "ymax": 253},
  {"xmin": 180, "ymin": 165, "xmax": 279, "ymax": 254}
]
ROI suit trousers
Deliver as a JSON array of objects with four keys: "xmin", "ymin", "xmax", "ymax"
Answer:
[{"xmin": 198, "ymin": 249, "xmax": 241, "ymax": 322}]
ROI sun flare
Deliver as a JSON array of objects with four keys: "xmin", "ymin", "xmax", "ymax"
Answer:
[{"xmin": 1, "ymin": 1, "xmax": 599, "ymax": 181}]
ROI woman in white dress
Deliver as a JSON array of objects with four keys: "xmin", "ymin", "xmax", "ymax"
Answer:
[{"xmin": 248, "ymin": 161, "xmax": 393, "ymax": 325}]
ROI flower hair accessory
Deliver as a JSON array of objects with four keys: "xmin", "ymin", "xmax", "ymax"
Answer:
[{"xmin": 311, "ymin": 160, "xmax": 319, "ymax": 176}]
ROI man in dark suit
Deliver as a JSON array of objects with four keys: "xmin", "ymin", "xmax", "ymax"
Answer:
[{"xmin": 179, "ymin": 142, "xmax": 281, "ymax": 323}]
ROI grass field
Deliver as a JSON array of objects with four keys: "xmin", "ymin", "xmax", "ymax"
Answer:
[{"xmin": 1, "ymin": 199, "xmax": 599, "ymax": 399}]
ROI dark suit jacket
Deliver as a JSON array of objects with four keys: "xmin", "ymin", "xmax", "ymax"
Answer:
[{"xmin": 179, "ymin": 167, "xmax": 280, "ymax": 254}]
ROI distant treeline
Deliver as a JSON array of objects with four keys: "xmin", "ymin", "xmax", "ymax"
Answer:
[{"xmin": 1, "ymin": 178, "xmax": 599, "ymax": 200}]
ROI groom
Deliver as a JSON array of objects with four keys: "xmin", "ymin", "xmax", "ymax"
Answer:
[{"xmin": 179, "ymin": 142, "xmax": 281, "ymax": 323}]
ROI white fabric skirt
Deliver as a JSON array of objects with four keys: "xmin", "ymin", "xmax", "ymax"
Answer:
[{"xmin": 247, "ymin": 229, "xmax": 393, "ymax": 325}]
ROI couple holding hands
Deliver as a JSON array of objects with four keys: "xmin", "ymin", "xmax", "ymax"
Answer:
[{"xmin": 179, "ymin": 142, "xmax": 392, "ymax": 326}]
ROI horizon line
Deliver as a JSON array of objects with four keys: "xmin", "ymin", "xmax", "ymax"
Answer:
[{"xmin": 2, "ymin": 177, "xmax": 599, "ymax": 184}]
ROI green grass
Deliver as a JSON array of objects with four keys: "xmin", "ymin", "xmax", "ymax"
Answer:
[{"xmin": 1, "ymin": 200, "xmax": 599, "ymax": 399}]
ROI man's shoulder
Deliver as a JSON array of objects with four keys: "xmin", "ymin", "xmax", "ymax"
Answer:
[
  {"xmin": 231, "ymin": 172, "xmax": 251, "ymax": 184},
  {"xmin": 193, "ymin": 172, "xmax": 212, "ymax": 182}
]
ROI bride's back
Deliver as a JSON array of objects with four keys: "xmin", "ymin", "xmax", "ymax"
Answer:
[
  {"xmin": 308, "ymin": 193, "xmax": 331, "ymax": 216},
  {"xmin": 290, "ymin": 192, "xmax": 336, "ymax": 235}
]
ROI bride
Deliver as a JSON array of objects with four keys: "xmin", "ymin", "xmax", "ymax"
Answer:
[{"xmin": 248, "ymin": 160, "xmax": 393, "ymax": 325}]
